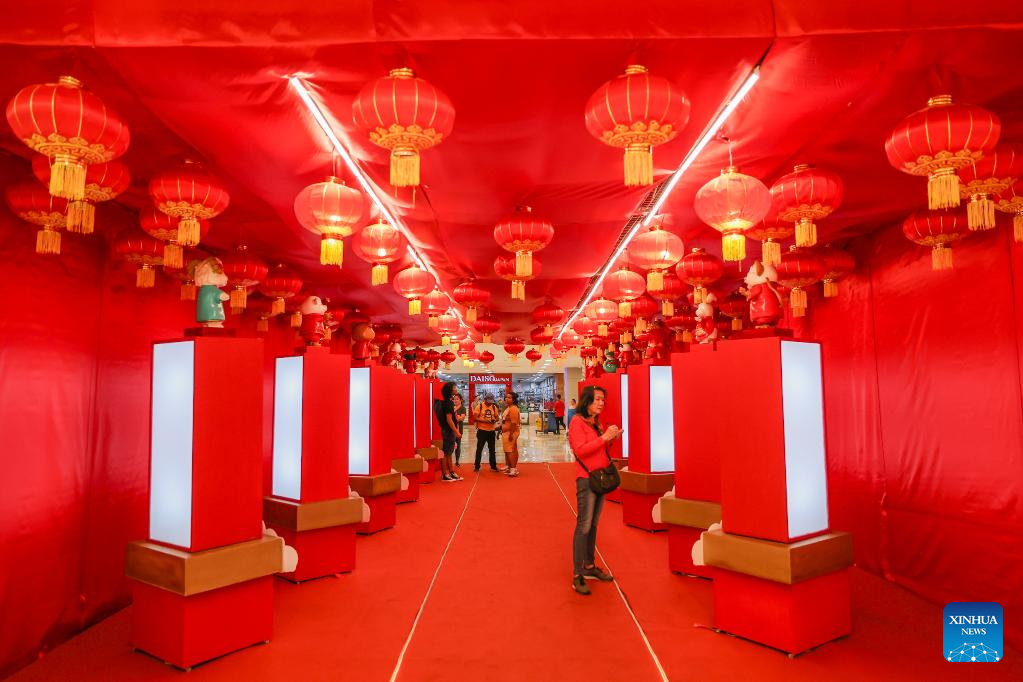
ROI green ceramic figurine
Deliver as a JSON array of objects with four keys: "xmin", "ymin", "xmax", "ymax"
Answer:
[{"xmin": 194, "ymin": 256, "xmax": 229, "ymax": 327}]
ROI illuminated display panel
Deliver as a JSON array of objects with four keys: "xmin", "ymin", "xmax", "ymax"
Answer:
[
  {"xmin": 648, "ymin": 366, "xmax": 675, "ymax": 472},
  {"xmin": 150, "ymin": 341, "xmax": 195, "ymax": 547},
  {"xmin": 348, "ymin": 368, "xmax": 371, "ymax": 475},
  {"xmin": 781, "ymin": 341, "xmax": 829, "ymax": 537},
  {"xmin": 272, "ymin": 356, "xmax": 304, "ymax": 500}
]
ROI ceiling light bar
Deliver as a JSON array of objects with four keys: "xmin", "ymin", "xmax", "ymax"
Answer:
[{"xmin": 557, "ymin": 65, "xmax": 760, "ymax": 339}]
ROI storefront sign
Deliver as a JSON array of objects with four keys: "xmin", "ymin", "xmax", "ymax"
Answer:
[{"xmin": 468, "ymin": 374, "xmax": 511, "ymax": 383}]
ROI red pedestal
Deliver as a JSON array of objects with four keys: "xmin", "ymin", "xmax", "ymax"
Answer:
[
  {"xmin": 671, "ymin": 350, "xmax": 720, "ymax": 504},
  {"xmin": 275, "ymin": 524, "xmax": 356, "ymax": 580},
  {"xmin": 606, "ymin": 487, "xmax": 622, "ymax": 504},
  {"xmin": 131, "ymin": 577, "xmax": 273, "ymax": 670},
  {"xmin": 396, "ymin": 471, "xmax": 421, "ymax": 504},
  {"xmin": 667, "ymin": 525, "xmax": 713, "ymax": 577},
  {"xmin": 358, "ymin": 492, "xmax": 397, "ymax": 535},
  {"xmin": 621, "ymin": 490, "xmax": 666, "ymax": 532},
  {"xmin": 422, "ymin": 457, "xmax": 440, "ymax": 483},
  {"xmin": 712, "ymin": 569, "xmax": 851, "ymax": 654}
]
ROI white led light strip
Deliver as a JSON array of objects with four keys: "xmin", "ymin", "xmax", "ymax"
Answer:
[{"xmin": 557, "ymin": 65, "xmax": 761, "ymax": 339}]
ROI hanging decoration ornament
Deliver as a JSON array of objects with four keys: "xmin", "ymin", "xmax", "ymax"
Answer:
[
  {"xmin": 163, "ymin": 248, "xmax": 206, "ymax": 301},
  {"xmin": 293, "ymin": 177, "xmax": 365, "ymax": 266},
  {"xmin": 222, "ymin": 244, "xmax": 269, "ymax": 312},
  {"xmin": 531, "ymin": 299, "xmax": 565, "ymax": 336},
  {"xmin": 816, "ymin": 245, "xmax": 856, "ymax": 298},
  {"xmin": 31, "ymin": 156, "xmax": 129, "ymax": 235},
  {"xmin": 530, "ymin": 326, "xmax": 554, "ymax": 351},
  {"xmin": 665, "ymin": 303, "xmax": 697, "ymax": 343},
  {"xmin": 440, "ymin": 350, "xmax": 457, "ymax": 368},
  {"xmin": 452, "ymin": 280, "xmax": 490, "ymax": 322},
  {"xmin": 139, "ymin": 205, "xmax": 209, "ymax": 269},
  {"xmin": 435, "ymin": 313, "xmax": 460, "ymax": 345},
  {"xmin": 6, "ymin": 76, "xmax": 130, "ymax": 201},
  {"xmin": 353, "ymin": 219, "xmax": 407, "ymax": 285},
  {"xmin": 392, "ymin": 264, "xmax": 435, "ymax": 315},
  {"xmin": 719, "ymin": 290, "xmax": 748, "ymax": 331},
  {"xmin": 573, "ymin": 316, "xmax": 598, "ymax": 346},
  {"xmin": 258, "ymin": 264, "xmax": 303, "ymax": 315},
  {"xmin": 494, "ymin": 253, "xmax": 540, "ymax": 301},
  {"xmin": 956, "ymin": 144, "xmax": 1023, "ymax": 231},
  {"xmin": 560, "ymin": 328, "xmax": 583, "ymax": 351},
  {"xmin": 352, "ymin": 68, "xmax": 455, "ymax": 187},
  {"xmin": 473, "ymin": 311, "xmax": 501, "ymax": 343},
  {"xmin": 676, "ymin": 247, "xmax": 724, "ymax": 304},
  {"xmin": 628, "ymin": 219, "xmax": 685, "ymax": 289},
  {"xmin": 503, "ymin": 337, "xmax": 526, "ymax": 362},
  {"xmin": 479, "ymin": 350, "xmax": 496, "ymax": 366},
  {"xmin": 603, "ymin": 266, "xmax": 647, "ymax": 319},
  {"xmin": 149, "ymin": 161, "xmax": 229, "ymax": 247},
  {"xmin": 776, "ymin": 247, "xmax": 824, "ymax": 317},
  {"xmin": 113, "ymin": 230, "xmax": 163, "ymax": 288},
  {"xmin": 995, "ymin": 181, "xmax": 1023, "ymax": 243},
  {"xmin": 901, "ymin": 209, "xmax": 971, "ymax": 270},
  {"xmin": 628, "ymin": 295, "xmax": 659, "ymax": 335},
  {"xmin": 526, "ymin": 349, "xmax": 544, "ymax": 366},
  {"xmin": 422, "ymin": 288, "xmax": 451, "ymax": 328},
  {"xmin": 648, "ymin": 271, "xmax": 685, "ymax": 317},
  {"xmin": 584, "ymin": 65, "xmax": 691, "ymax": 187},
  {"xmin": 886, "ymin": 95, "xmax": 1001, "ymax": 211},
  {"xmin": 245, "ymin": 296, "xmax": 277, "ymax": 334},
  {"xmin": 5, "ymin": 181, "xmax": 68, "ymax": 255},
  {"xmin": 587, "ymin": 295, "xmax": 618, "ymax": 337},
  {"xmin": 769, "ymin": 164, "xmax": 843, "ymax": 248},
  {"xmin": 695, "ymin": 166, "xmax": 772, "ymax": 260},
  {"xmin": 744, "ymin": 209, "xmax": 794, "ymax": 266},
  {"xmin": 493, "ymin": 206, "xmax": 554, "ymax": 277}
]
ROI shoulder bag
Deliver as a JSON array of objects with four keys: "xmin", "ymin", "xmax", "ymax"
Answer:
[{"xmin": 574, "ymin": 421, "xmax": 620, "ymax": 494}]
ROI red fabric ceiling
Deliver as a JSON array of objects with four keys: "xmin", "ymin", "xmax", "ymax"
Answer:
[{"xmin": 1, "ymin": 1, "xmax": 1023, "ymax": 344}]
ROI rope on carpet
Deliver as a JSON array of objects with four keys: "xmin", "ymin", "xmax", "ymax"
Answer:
[{"xmin": 545, "ymin": 463, "xmax": 671, "ymax": 682}]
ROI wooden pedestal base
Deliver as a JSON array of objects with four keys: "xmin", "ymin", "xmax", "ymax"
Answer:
[
  {"xmin": 619, "ymin": 470, "xmax": 674, "ymax": 531},
  {"xmin": 350, "ymin": 472, "xmax": 401, "ymax": 534},
  {"xmin": 392, "ymin": 456, "xmax": 425, "ymax": 503},
  {"xmin": 263, "ymin": 497, "xmax": 362, "ymax": 581}
]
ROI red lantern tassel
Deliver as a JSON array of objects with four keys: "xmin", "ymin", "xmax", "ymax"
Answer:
[
  {"xmin": 795, "ymin": 220, "xmax": 817, "ymax": 248},
  {"xmin": 928, "ymin": 168, "xmax": 961, "ymax": 210},
  {"xmin": 36, "ymin": 227, "xmax": 61, "ymax": 255},
  {"xmin": 694, "ymin": 286, "xmax": 706, "ymax": 304},
  {"xmin": 466, "ymin": 307, "xmax": 478, "ymax": 322},
  {"xmin": 722, "ymin": 231, "xmax": 746, "ymax": 261},
  {"xmin": 731, "ymin": 317, "xmax": 743, "ymax": 331},
  {"xmin": 136, "ymin": 265, "xmax": 156, "ymax": 289},
  {"xmin": 647, "ymin": 270, "xmax": 664, "ymax": 291},
  {"xmin": 483, "ymin": 334, "xmax": 492, "ymax": 343},
  {"xmin": 931, "ymin": 244, "xmax": 954, "ymax": 271},
  {"xmin": 49, "ymin": 155, "xmax": 86, "ymax": 201},
  {"xmin": 163, "ymin": 242, "xmax": 183, "ymax": 269},
  {"xmin": 321, "ymin": 235, "xmax": 343, "ymax": 266},
  {"xmin": 682, "ymin": 330, "xmax": 694, "ymax": 344},
  {"xmin": 66, "ymin": 200, "xmax": 95, "ymax": 234},
  {"xmin": 177, "ymin": 218, "xmax": 201, "ymax": 247},
  {"xmin": 618, "ymin": 301, "xmax": 632, "ymax": 318},
  {"xmin": 180, "ymin": 281, "xmax": 197, "ymax": 301},
  {"xmin": 598, "ymin": 324, "xmax": 608, "ymax": 337},
  {"xmin": 967, "ymin": 195, "xmax": 996, "ymax": 231},
  {"xmin": 371, "ymin": 264, "xmax": 388, "ymax": 286},
  {"xmin": 1015, "ymin": 215, "xmax": 1023, "ymax": 243},
  {"xmin": 624, "ymin": 143, "xmax": 654, "ymax": 187},
  {"xmin": 428, "ymin": 315, "xmax": 439, "ymax": 328},
  {"xmin": 823, "ymin": 279, "xmax": 838, "ymax": 298},
  {"xmin": 789, "ymin": 287, "xmax": 807, "ymax": 316},
  {"xmin": 409, "ymin": 298, "xmax": 422, "ymax": 315},
  {"xmin": 661, "ymin": 300, "xmax": 674, "ymax": 317},
  {"xmin": 257, "ymin": 316, "xmax": 269, "ymax": 333},
  {"xmin": 762, "ymin": 239, "xmax": 781, "ymax": 266},
  {"xmin": 515, "ymin": 251, "xmax": 533, "ymax": 277},
  {"xmin": 271, "ymin": 297, "xmax": 285, "ymax": 315},
  {"xmin": 390, "ymin": 148, "xmax": 420, "ymax": 187},
  {"xmin": 230, "ymin": 287, "xmax": 248, "ymax": 312},
  {"xmin": 441, "ymin": 335, "xmax": 451, "ymax": 345}
]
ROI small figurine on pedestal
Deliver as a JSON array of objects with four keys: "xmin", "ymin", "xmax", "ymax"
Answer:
[
  {"xmin": 644, "ymin": 321, "xmax": 671, "ymax": 363},
  {"xmin": 351, "ymin": 323, "xmax": 375, "ymax": 367},
  {"xmin": 743, "ymin": 261, "xmax": 784, "ymax": 328},
  {"xmin": 401, "ymin": 348, "xmax": 418, "ymax": 375},
  {"xmin": 694, "ymin": 293, "xmax": 719, "ymax": 344},
  {"xmin": 584, "ymin": 356, "xmax": 604, "ymax": 379},
  {"xmin": 299, "ymin": 295, "xmax": 328, "ymax": 346},
  {"xmin": 195, "ymin": 257, "xmax": 230, "ymax": 328},
  {"xmin": 616, "ymin": 343, "xmax": 633, "ymax": 371}
]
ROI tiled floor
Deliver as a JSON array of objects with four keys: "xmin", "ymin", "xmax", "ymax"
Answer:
[{"xmin": 455, "ymin": 422, "xmax": 572, "ymax": 465}]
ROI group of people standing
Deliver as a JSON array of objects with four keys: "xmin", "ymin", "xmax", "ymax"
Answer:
[{"xmin": 433, "ymin": 383, "xmax": 522, "ymax": 480}]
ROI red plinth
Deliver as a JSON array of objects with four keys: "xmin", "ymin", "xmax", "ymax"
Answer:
[
  {"xmin": 414, "ymin": 376, "xmax": 436, "ymax": 448},
  {"xmin": 131, "ymin": 578, "xmax": 273, "ymax": 670},
  {"xmin": 606, "ymin": 487, "xmax": 622, "ymax": 504},
  {"xmin": 671, "ymin": 351, "xmax": 720, "ymax": 503},
  {"xmin": 275, "ymin": 525, "xmax": 356, "ymax": 581},
  {"xmin": 396, "ymin": 472, "xmax": 421, "ymax": 504},
  {"xmin": 712, "ymin": 569, "xmax": 851, "ymax": 654},
  {"xmin": 358, "ymin": 493, "xmax": 397, "ymax": 535},
  {"xmin": 621, "ymin": 490, "xmax": 666, "ymax": 532},
  {"xmin": 421, "ymin": 458, "xmax": 439, "ymax": 483},
  {"xmin": 667, "ymin": 525, "xmax": 713, "ymax": 578}
]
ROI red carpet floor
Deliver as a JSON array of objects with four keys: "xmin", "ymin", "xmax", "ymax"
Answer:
[{"xmin": 9, "ymin": 463, "xmax": 1022, "ymax": 681}]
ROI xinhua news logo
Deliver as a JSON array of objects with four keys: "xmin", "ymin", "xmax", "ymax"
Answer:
[{"xmin": 944, "ymin": 602, "xmax": 1003, "ymax": 662}]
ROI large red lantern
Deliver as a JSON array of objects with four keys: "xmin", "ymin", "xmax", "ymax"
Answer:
[
  {"xmin": 584, "ymin": 65, "xmax": 691, "ymax": 187},
  {"xmin": 352, "ymin": 68, "xmax": 455, "ymax": 187},
  {"xmin": 957, "ymin": 144, "xmax": 1023, "ymax": 231},
  {"xmin": 503, "ymin": 338, "xmax": 526, "ymax": 362},
  {"xmin": 694, "ymin": 166, "xmax": 772, "ymax": 261},
  {"xmin": 31, "ymin": 156, "xmax": 129, "ymax": 235},
  {"xmin": 6, "ymin": 76, "xmax": 130, "ymax": 201},
  {"xmin": 648, "ymin": 271, "xmax": 685, "ymax": 316},
  {"xmin": 603, "ymin": 267, "xmax": 646, "ymax": 318},
  {"xmin": 886, "ymin": 95, "xmax": 1001, "ymax": 210},
  {"xmin": 817, "ymin": 245, "xmax": 856, "ymax": 298},
  {"xmin": 628, "ymin": 221, "xmax": 685, "ymax": 289},
  {"xmin": 163, "ymin": 248, "xmax": 206, "ymax": 301},
  {"xmin": 560, "ymin": 328, "xmax": 583, "ymax": 348},
  {"xmin": 902, "ymin": 209, "xmax": 970, "ymax": 271},
  {"xmin": 440, "ymin": 350, "xmax": 457, "ymax": 368},
  {"xmin": 744, "ymin": 211, "xmax": 795, "ymax": 267},
  {"xmin": 525, "ymin": 348, "xmax": 544, "ymax": 366},
  {"xmin": 530, "ymin": 326, "xmax": 554, "ymax": 349},
  {"xmin": 353, "ymin": 220, "xmax": 407, "ymax": 285},
  {"xmin": 776, "ymin": 247, "xmax": 824, "ymax": 317},
  {"xmin": 676, "ymin": 248, "xmax": 724, "ymax": 303},
  {"xmin": 392, "ymin": 264, "xmax": 435, "ymax": 315},
  {"xmin": 139, "ymin": 205, "xmax": 210, "ymax": 269},
  {"xmin": 435, "ymin": 313, "xmax": 460, "ymax": 345},
  {"xmin": 770, "ymin": 164, "xmax": 844, "ymax": 248},
  {"xmin": 587, "ymin": 296, "xmax": 618, "ymax": 337},
  {"xmin": 258, "ymin": 264, "xmax": 303, "ymax": 315},
  {"xmin": 452, "ymin": 280, "xmax": 491, "ymax": 322},
  {"xmin": 996, "ymin": 181, "xmax": 1023, "ymax": 243},
  {"xmin": 479, "ymin": 350, "xmax": 495, "ymax": 366},
  {"xmin": 473, "ymin": 311, "xmax": 501, "ymax": 343},
  {"xmin": 5, "ymin": 181, "xmax": 67, "ymax": 254},
  {"xmin": 422, "ymin": 288, "xmax": 451, "ymax": 327},
  {"xmin": 573, "ymin": 316, "xmax": 598, "ymax": 345},
  {"xmin": 531, "ymin": 299, "xmax": 565, "ymax": 336},
  {"xmin": 494, "ymin": 206, "xmax": 554, "ymax": 277},
  {"xmin": 494, "ymin": 253, "xmax": 541, "ymax": 301},
  {"xmin": 113, "ymin": 231, "xmax": 163, "ymax": 288},
  {"xmin": 222, "ymin": 244, "xmax": 269, "ymax": 312},
  {"xmin": 149, "ymin": 161, "xmax": 229, "ymax": 247},
  {"xmin": 293, "ymin": 177, "xmax": 365, "ymax": 266}
]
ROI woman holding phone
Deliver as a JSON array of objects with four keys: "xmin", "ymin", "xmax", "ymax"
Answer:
[{"xmin": 567, "ymin": 385, "xmax": 621, "ymax": 595}]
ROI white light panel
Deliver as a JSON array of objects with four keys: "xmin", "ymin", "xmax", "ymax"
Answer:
[
  {"xmin": 272, "ymin": 356, "xmax": 304, "ymax": 500},
  {"xmin": 620, "ymin": 374, "xmax": 629, "ymax": 458},
  {"xmin": 349, "ymin": 368, "xmax": 371, "ymax": 476},
  {"xmin": 150, "ymin": 341, "xmax": 195, "ymax": 547},
  {"xmin": 780, "ymin": 341, "xmax": 829, "ymax": 537},
  {"xmin": 648, "ymin": 366, "xmax": 675, "ymax": 473}
]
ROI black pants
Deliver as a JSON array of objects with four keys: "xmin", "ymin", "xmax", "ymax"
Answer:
[
  {"xmin": 474, "ymin": 429, "xmax": 497, "ymax": 470},
  {"xmin": 555, "ymin": 416, "xmax": 566, "ymax": 433},
  {"xmin": 454, "ymin": 437, "xmax": 462, "ymax": 464}
]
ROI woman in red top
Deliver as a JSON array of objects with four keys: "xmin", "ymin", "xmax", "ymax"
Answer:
[{"xmin": 567, "ymin": 385, "xmax": 622, "ymax": 595}]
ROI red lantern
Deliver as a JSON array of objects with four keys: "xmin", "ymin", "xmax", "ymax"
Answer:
[
  {"xmin": 560, "ymin": 328, "xmax": 583, "ymax": 349},
  {"xmin": 584, "ymin": 65, "xmax": 691, "ymax": 187},
  {"xmin": 245, "ymin": 295, "xmax": 277, "ymax": 333},
  {"xmin": 6, "ymin": 76, "xmax": 129, "ymax": 200},
  {"xmin": 113, "ymin": 230, "xmax": 163, "ymax": 288},
  {"xmin": 531, "ymin": 299, "xmax": 565, "ymax": 336},
  {"xmin": 479, "ymin": 350, "xmax": 495, "ymax": 365},
  {"xmin": 817, "ymin": 246, "xmax": 856, "ymax": 298},
  {"xmin": 603, "ymin": 267, "xmax": 646, "ymax": 318},
  {"xmin": 530, "ymin": 326, "xmax": 554, "ymax": 349},
  {"xmin": 719, "ymin": 290, "xmax": 747, "ymax": 331},
  {"xmin": 162, "ymin": 248, "xmax": 206, "ymax": 301},
  {"xmin": 744, "ymin": 210, "xmax": 794, "ymax": 267},
  {"xmin": 353, "ymin": 220, "xmax": 407, "ymax": 285},
  {"xmin": 996, "ymin": 181, "xmax": 1023, "ymax": 243},
  {"xmin": 31, "ymin": 156, "xmax": 129, "ymax": 235},
  {"xmin": 494, "ymin": 253, "xmax": 541, "ymax": 301},
  {"xmin": 665, "ymin": 304, "xmax": 697, "ymax": 343},
  {"xmin": 293, "ymin": 177, "xmax": 365, "ymax": 266},
  {"xmin": 392, "ymin": 265, "xmax": 435, "ymax": 315},
  {"xmin": 503, "ymin": 338, "xmax": 526, "ymax": 362},
  {"xmin": 457, "ymin": 338, "xmax": 476, "ymax": 356},
  {"xmin": 222, "ymin": 244, "xmax": 269, "ymax": 312},
  {"xmin": 572, "ymin": 316, "xmax": 598, "ymax": 345},
  {"xmin": 769, "ymin": 164, "xmax": 843, "ymax": 248},
  {"xmin": 422, "ymin": 288, "xmax": 451, "ymax": 327},
  {"xmin": 440, "ymin": 350, "xmax": 457, "ymax": 368},
  {"xmin": 352, "ymin": 68, "xmax": 455, "ymax": 187},
  {"xmin": 902, "ymin": 209, "xmax": 970, "ymax": 271},
  {"xmin": 452, "ymin": 280, "xmax": 491, "ymax": 322},
  {"xmin": 5, "ymin": 181, "xmax": 67, "ymax": 255},
  {"xmin": 676, "ymin": 248, "xmax": 724, "ymax": 304},
  {"xmin": 139, "ymin": 205, "xmax": 210, "ymax": 270},
  {"xmin": 587, "ymin": 296, "xmax": 618, "ymax": 337},
  {"xmin": 957, "ymin": 144, "xmax": 1023, "ymax": 231},
  {"xmin": 648, "ymin": 271, "xmax": 685, "ymax": 317},
  {"xmin": 776, "ymin": 247, "xmax": 824, "ymax": 317},
  {"xmin": 149, "ymin": 161, "xmax": 229, "ymax": 247},
  {"xmin": 473, "ymin": 312, "xmax": 501, "ymax": 343},
  {"xmin": 494, "ymin": 206, "xmax": 554, "ymax": 277},
  {"xmin": 628, "ymin": 221, "xmax": 685, "ymax": 290},
  {"xmin": 629, "ymin": 295, "xmax": 659, "ymax": 335},
  {"xmin": 435, "ymin": 313, "xmax": 460, "ymax": 345},
  {"xmin": 258, "ymin": 264, "xmax": 303, "ymax": 315},
  {"xmin": 695, "ymin": 166, "xmax": 772, "ymax": 261},
  {"xmin": 886, "ymin": 95, "xmax": 1001, "ymax": 210},
  {"xmin": 525, "ymin": 348, "xmax": 544, "ymax": 366}
]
